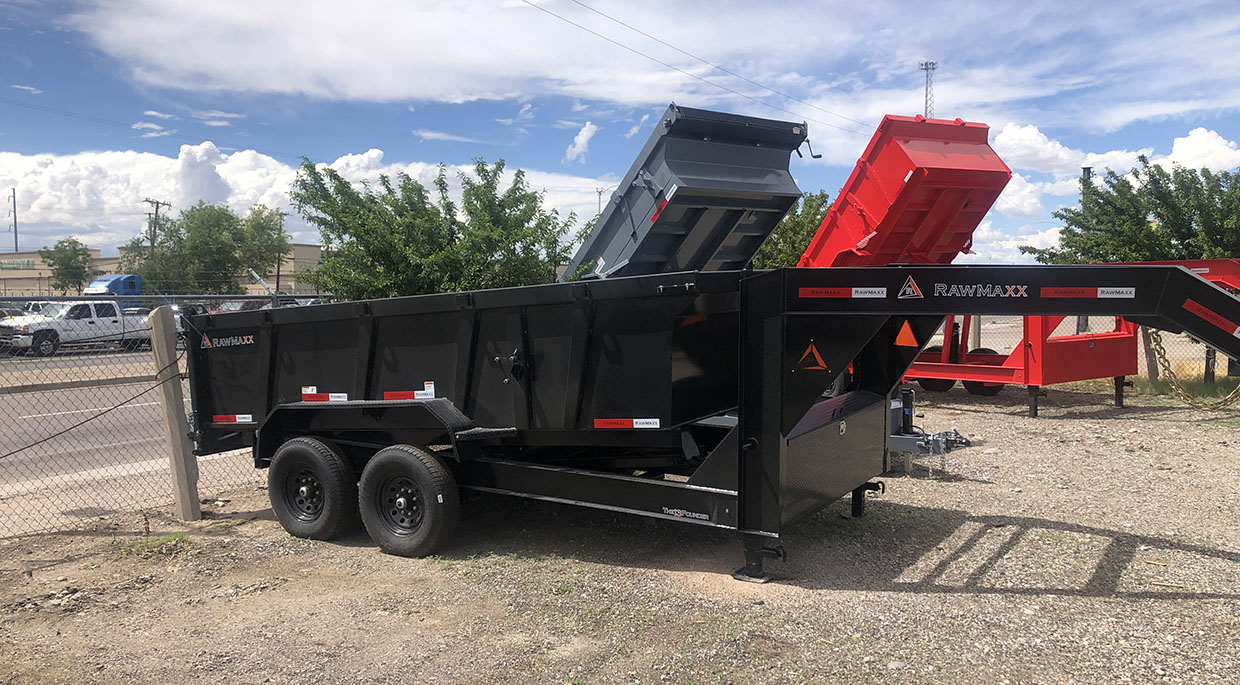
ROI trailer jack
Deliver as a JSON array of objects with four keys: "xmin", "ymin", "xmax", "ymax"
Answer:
[
  {"xmin": 843, "ymin": 481, "xmax": 885, "ymax": 519},
  {"xmin": 733, "ymin": 537, "xmax": 787, "ymax": 584}
]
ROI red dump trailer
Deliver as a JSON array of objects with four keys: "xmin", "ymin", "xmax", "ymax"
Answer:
[{"xmin": 798, "ymin": 116, "xmax": 1238, "ymax": 415}]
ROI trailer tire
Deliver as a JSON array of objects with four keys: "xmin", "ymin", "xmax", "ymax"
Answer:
[
  {"xmin": 915, "ymin": 346, "xmax": 956, "ymax": 392},
  {"xmin": 359, "ymin": 444, "xmax": 459, "ymax": 558},
  {"xmin": 268, "ymin": 437, "xmax": 357, "ymax": 541},
  {"xmin": 962, "ymin": 347, "xmax": 1005, "ymax": 396}
]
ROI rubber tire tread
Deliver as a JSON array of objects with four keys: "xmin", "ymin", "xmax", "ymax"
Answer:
[
  {"xmin": 33, "ymin": 331, "xmax": 59, "ymax": 357},
  {"xmin": 268, "ymin": 437, "xmax": 357, "ymax": 541},
  {"xmin": 359, "ymin": 444, "xmax": 459, "ymax": 558},
  {"xmin": 962, "ymin": 347, "xmax": 1005, "ymax": 396},
  {"xmin": 915, "ymin": 345, "xmax": 956, "ymax": 392}
]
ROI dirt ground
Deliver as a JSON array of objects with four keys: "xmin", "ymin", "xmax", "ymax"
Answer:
[{"xmin": 2, "ymin": 386, "xmax": 1238, "ymax": 684}]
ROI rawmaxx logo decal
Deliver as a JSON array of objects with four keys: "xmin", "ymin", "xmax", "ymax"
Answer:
[
  {"xmin": 200, "ymin": 333, "xmax": 255, "ymax": 349},
  {"xmin": 898, "ymin": 276, "xmax": 924, "ymax": 299},
  {"xmin": 934, "ymin": 283, "xmax": 1029, "ymax": 298}
]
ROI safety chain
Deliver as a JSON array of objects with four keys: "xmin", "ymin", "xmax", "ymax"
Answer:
[{"xmin": 1148, "ymin": 329, "xmax": 1240, "ymax": 410}]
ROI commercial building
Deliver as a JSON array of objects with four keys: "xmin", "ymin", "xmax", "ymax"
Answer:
[{"xmin": 0, "ymin": 243, "xmax": 322, "ymax": 297}]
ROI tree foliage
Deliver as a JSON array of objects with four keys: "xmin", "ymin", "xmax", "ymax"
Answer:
[
  {"xmin": 290, "ymin": 158, "xmax": 577, "ymax": 300},
  {"xmin": 750, "ymin": 190, "xmax": 832, "ymax": 269},
  {"xmin": 1021, "ymin": 158, "xmax": 1240, "ymax": 264},
  {"xmin": 38, "ymin": 238, "xmax": 97, "ymax": 294},
  {"xmin": 119, "ymin": 203, "xmax": 291, "ymax": 294}
]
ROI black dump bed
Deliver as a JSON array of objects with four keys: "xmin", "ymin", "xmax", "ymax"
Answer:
[{"xmin": 562, "ymin": 104, "xmax": 807, "ymax": 280}]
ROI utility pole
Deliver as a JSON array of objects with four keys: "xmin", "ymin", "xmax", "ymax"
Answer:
[
  {"xmin": 7, "ymin": 188, "xmax": 15, "ymax": 252},
  {"xmin": 142, "ymin": 198, "xmax": 171, "ymax": 252},
  {"xmin": 596, "ymin": 187, "xmax": 604, "ymax": 214},
  {"xmin": 919, "ymin": 61, "xmax": 937, "ymax": 118}
]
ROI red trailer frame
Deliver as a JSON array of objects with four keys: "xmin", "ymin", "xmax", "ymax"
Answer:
[{"xmin": 903, "ymin": 259, "xmax": 1240, "ymax": 416}]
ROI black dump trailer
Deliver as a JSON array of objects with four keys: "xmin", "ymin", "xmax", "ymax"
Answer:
[{"xmin": 186, "ymin": 106, "xmax": 1240, "ymax": 580}]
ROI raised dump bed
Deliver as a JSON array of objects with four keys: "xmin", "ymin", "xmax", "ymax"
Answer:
[
  {"xmin": 563, "ymin": 104, "xmax": 807, "ymax": 279},
  {"xmin": 799, "ymin": 114, "xmax": 1011, "ymax": 268}
]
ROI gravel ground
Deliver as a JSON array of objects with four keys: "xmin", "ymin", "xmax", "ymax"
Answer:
[{"xmin": 1, "ymin": 385, "xmax": 1238, "ymax": 684}]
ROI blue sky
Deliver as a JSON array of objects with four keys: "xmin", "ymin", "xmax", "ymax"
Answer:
[{"xmin": 2, "ymin": 0, "xmax": 1239, "ymax": 262}]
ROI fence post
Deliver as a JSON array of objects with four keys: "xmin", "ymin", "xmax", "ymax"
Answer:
[
  {"xmin": 969, "ymin": 315, "xmax": 981, "ymax": 350},
  {"xmin": 148, "ymin": 306, "xmax": 201, "ymax": 521},
  {"xmin": 1204, "ymin": 347, "xmax": 1217, "ymax": 387},
  {"xmin": 1140, "ymin": 326, "xmax": 1159, "ymax": 381}
]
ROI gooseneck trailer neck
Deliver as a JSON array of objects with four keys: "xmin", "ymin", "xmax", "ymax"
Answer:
[{"xmin": 185, "ymin": 104, "xmax": 1240, "ymax": 579}]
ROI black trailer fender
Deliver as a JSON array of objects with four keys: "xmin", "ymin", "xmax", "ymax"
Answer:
[{"xmin": 254, "ymin": 398, "xmax": 478, "ymax": 468}]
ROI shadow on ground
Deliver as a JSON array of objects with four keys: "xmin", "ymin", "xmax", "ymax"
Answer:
[{"xmin": 437, "ymin": 491, "xmax": 1240, "ymax": 601}]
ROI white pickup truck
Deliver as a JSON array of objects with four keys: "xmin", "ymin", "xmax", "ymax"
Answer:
[{"xmin": 0, "ymin": 301, "xmax": 152, "ymax": 356}]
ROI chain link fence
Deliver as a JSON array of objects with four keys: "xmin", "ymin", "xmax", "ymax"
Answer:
[{"xmin": 0, "ymin": 297, "xmax": 263, "ymax": 538}]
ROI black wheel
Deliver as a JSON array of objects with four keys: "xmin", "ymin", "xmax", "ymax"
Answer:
[
  {"xmin": 32, "ymin": 331, "xmax": 59, "ymax": 357},
  {"xmin": 359, "ymin": 444, "xmax": 459, "ymax": 557},
  {"xmin": 268, "ymin": 437, "xmax": 357, "ymax": 540},
  {"xmin": 915, "ymin": 345, "xmax": 956, "ymax": 392},
  {"xmin": 962, "ymin": 347, "xmax": 1006, "ymax": 396}
]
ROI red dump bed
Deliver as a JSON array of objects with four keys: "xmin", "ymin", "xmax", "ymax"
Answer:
[{"xmin": 799, "ymin": 115, "xmax": 1011, "ymax": 268}]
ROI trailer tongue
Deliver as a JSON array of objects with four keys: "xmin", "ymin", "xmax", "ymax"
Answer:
[{"xmin": 186, "ymin": 105, "xmax": 1240, "ymax": 580}]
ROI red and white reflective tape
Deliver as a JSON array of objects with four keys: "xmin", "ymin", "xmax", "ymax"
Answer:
[
  {"xmin": 383, "ymin": 381, "xmax": 436, "ymax": 401},
  {"xmin": 1040, "ymin": 286, "xmax": 1135, "ymax": 299},
  {"xmin": 593, "ymin": 418, "xmax": 661, "ymax": 429},
  {"xmin": 1183, "ymin": 299, "xmax": 1240, "ymax": 337},
  {"xmin": 798, "ymin": 286, "xmax": 887, "ymax": 299},
  {"xmin": 212, "ymin": 414, "xmax": 253, "ymax": 423},
  {"xmin": 649, "ymin": 184, "xmax": 679, "ymax": 223}
]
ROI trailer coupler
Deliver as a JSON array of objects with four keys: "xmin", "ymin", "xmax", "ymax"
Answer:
[{"xmin": 733, "ymin": 536, "xmax": 787, "ymax": 584}]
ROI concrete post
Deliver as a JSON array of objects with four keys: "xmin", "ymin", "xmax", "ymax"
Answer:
[
  {"xmin": 969, "ymin": 315, "xmax": 981, "ymax": 351},
  {"xmin": 148, "ymin": 306, "xmax": 201, "ymax": 521}
]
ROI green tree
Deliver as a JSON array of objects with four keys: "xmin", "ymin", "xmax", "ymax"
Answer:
[
  {"xmin": 120, "ymin": 202, "xmax": 290, "ymax": 294},
  {"xmin": 38, "ymin": 238, "xmax": 97, "ymax": 294},
  {"xmin": 1020, "ymin": 158, "xmax": 1239, "ymax": 263},
  {"xmin": 750, "ymin": 190, "xmax": 832, "ymax": 269},
  {"xmin": 290, "ymin": 158, "xmax": 577, "ymax": 300}
]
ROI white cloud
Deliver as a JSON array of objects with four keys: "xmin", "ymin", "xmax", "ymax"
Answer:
[
  {"xmin": 994, "ymin": 173, "xmax": 1043, "ymax": 218},
  {"xmin": 190, "ymin": 109, "xmax": 245, "ymax": 120},
  {"xmin": 62, "ymin": 0, "xmax": 1240, "ymax": 148},
  {"xmin": 10, "ymin": 84, "xmax": 42, "ymax": 94},
  {"xmin": 143, "ymin": 109, "xmax": 175, "ymax": 119},
  {"xmin": 496, "ymin": 102, "xmax": 533, "ymax": 126},
  {"xmin": 993, "ymin": 122, "xmax": 1149, "ymax": 177},
  {"xmin": 0, "ymin": 144, "xmax": 608, "ymax": 252},
  {"xmin": 624, "ymin": 113, "xmax": 651, "ymax": 139},
  {"xmin": 992, "ymin": 123, "xmax": 1083, "ymax": 176},
  {"xmin": 130, "ymin": 121, "xmax": 175, "ymax": 138},
  {"xmin": 956, "ymin": 221, "xmax": 1061, "ymax": 265},
  {"xmin": 1154, "ymin": 127, "xmax": 1240, "ymax": 171},
  {"xmin": 200, "ymin": 120, "xmax": 232, "ymax": 127},
  {"xmin": 563, "ymin": 121, "xmax": 598, "ymax": 164},
  {"xmin": 412, "ymin": 129, "xmax": 485, "ymax": 144}
]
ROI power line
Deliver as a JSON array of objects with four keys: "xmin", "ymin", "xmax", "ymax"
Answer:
[
  {"xmin": 566, "ymin": 0, "xmax": 870, "ymax": 129},
  {"xmin": 516, "ymin": 0, "xmax": 869, "ymax": 138}
]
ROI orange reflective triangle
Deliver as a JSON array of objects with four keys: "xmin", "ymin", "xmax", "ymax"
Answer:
[
  {"xmin": 798, "ymin": 343, "xmax": 827, "ymax": 370},
  {"xmin": 895, "ymin": 321, "xmax": 918, "ymax": 347}
]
